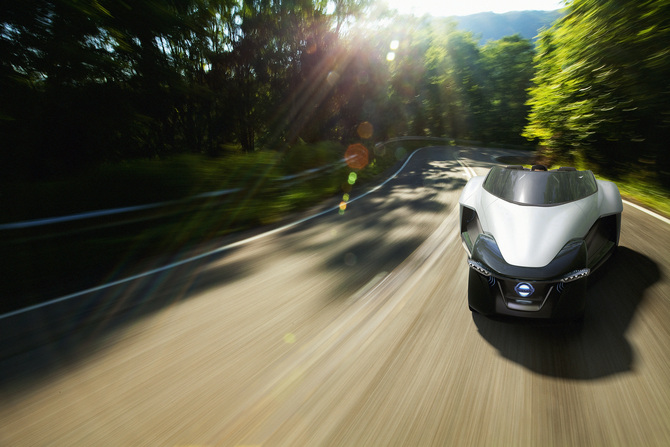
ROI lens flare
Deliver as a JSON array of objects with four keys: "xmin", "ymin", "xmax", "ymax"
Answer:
[
  {"xmin": 345, "ymin": 144, "xmax": 369, "ymax": 170},
  {"xmin": 348, "ymin": 172, "xmax": 358, "ymax": 185},
  {"xmin": 357, "ymin": 121, "xmax": 374, "ymax": 139}
]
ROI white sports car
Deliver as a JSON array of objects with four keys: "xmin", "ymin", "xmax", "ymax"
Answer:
[{"xmin": 459, "ymin": 164, "xmax": 622, "ymax": 320}]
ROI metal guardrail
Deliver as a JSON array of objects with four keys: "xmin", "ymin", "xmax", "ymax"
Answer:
[
  {"xmin": 2, "ymin": 138, "xmax": 493, "ymax": 232},
  {"xmin": 0, "ymin": 158, "xmax": 351, "ymax": 232},
  {"xmin": 0, "ymin": 154, "xmax": 356, "ymax": 315},
  {"xmin": 2, "ymin": 137, "xmax": 531, "ymax": 232},
  {"xmin": 4, "ymin": 138, "xmax": 480, "ymax": 231},
  {"xmin": 0, "ymin": 188, "xmax": 243, "ymax": 230}
]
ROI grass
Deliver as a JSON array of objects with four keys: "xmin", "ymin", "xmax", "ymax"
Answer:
[{"xmin": 594, "ymin": 172, "xmax": 670, "ymax": 219}]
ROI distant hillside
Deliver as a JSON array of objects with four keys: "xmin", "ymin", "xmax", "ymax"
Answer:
[{"xmin": 452, "ymin": 10, "xmax": 564, "ymax": 43}]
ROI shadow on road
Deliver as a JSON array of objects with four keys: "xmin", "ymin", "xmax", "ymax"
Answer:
[
  {"xmin": 0, "ymin": 251, "xmax": 254, "ymax": 384},
  {"xmin": 286, "ymin": 155, "xmax": 467, "ymax": 300},
  {"xmin": 0, "ymin": 148, "xmax": 466, "ymax": 390},
  {"xmin": 472, "ymin": 247, "xmax": 660, "ymax": 380}
]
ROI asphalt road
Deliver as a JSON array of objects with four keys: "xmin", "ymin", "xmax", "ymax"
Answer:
[{"xmin": 1, "ymin": 146, "xmax": 669, "ymax": 446}]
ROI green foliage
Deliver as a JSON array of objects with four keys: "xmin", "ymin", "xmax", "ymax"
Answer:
[
  {"xmin": 481, "ymin": 35, "xmax": 535, "ymax": 143},
  {"xmin": 371, "ymin": 16, "xmax": 537, "ymax": 144},
  {"xmin": 0, "ymin": 0, "xmax": 349, "ymax": 176},
  {"xmin": 524, "ymin": 0, "xmax": 670, "ymax": 185},
  {"xmin": 1, "ymin": 0, "xmax": 547, "ymax": 183},
  {"xmin": 281, "ymin": 141, "xmax": 344, "ymax": 173}
]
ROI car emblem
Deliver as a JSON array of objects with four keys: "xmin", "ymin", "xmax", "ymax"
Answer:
[{"xmin": 515, "ymin": 282, "xmax": 534, "ymax": 297}]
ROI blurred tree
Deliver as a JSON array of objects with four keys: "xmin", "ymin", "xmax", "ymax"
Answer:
[
  {"xmin": 524, "ymin": 0, "xmax": 670, "ymax": 184},
  {"xmin": 481, "ymin": 34, "xmax": 534, "ymax": 144},
  {"xmin": 0, "ymin": 0, "xmax": 132, "ymax": 176},
  {"xmin": 444, "ymin": 31, "xmax": 488, "ymax": 139},
  {"xmin": 385, "ymin": 18, "xmax": 432, "ymax": 137},
  {"xmin": 331, "ymin": 0, "xmax": 372, "ymax": 34},
  {"xmin": 420, "ymin": 25, "xmax": 486, "ymax": 139}
]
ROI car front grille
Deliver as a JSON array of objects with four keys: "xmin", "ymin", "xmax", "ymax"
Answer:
[{"xmin": 496, "ymin": 279, "xmax": 555, "ymax": 312}]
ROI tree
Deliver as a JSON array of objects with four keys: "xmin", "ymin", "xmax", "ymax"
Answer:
[
  {"xmin": 1, "ymin": 0, "xmax": 557, "ymax": 182},
  {"xmin": 420, "ymin": 24, "xmax": 487, "ymax": 139},
  {"xmin": 524, "ymin": 0, "xmax": 670, "ymax": 184},
  {"xmin": 481, "ymin": 34, "xmax": 534, "ymax": 144}
]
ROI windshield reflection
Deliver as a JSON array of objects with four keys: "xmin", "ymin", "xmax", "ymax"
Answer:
[{"xmin": 483, "ymin": 166, "xmax": 597, "ymax": 205}]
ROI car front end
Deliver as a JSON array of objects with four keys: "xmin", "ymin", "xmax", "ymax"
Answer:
[
  {"xmin": 465, "ymin": 234, "xmax": 589, "ymax": 319},
  {"xmin": 459, "ymin": 165, "xmax": 622, "ymax": 321}
]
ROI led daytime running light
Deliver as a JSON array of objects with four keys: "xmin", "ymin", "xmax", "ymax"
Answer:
[
  {"xmin": 559, "ymin": 268, "xmax": 590, "ymax": 283},
  {"xmin": 468, "ymin": 260, "xmax": 492, "ymax": 277}
]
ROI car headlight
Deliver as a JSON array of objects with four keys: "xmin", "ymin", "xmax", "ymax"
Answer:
[
  {"xmin": 559, "ymin": 268, "xmax": 590, "ymax": 283},
  {"xmin": 467, "ymin": 259, "xmax": 492, "ymax": 277}
]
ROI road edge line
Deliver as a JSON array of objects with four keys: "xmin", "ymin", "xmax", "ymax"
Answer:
[{"xmin": 622, "ymin": 199, "xmax": 670, "ymax": 226}]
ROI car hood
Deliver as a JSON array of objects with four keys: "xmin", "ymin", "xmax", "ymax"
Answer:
[{"xmin": 479, "ymin": 191, "xmax": 599, "ymax": 268}]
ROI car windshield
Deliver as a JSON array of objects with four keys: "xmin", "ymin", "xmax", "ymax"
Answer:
[{"xmin": 483, "ymin": 166, "xmax": 598, "ymax": 205}]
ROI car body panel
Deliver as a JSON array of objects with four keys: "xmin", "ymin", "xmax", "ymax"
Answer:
[
  {"xmin": 477, "ymin": 190, "xmax": 598, "ymax": 267},
  {"xmin": 597, "ymin": 180, "xmax": 624, "ymax": 217}
]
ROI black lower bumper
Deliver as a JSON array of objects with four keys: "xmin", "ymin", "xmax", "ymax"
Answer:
[{"xmin": 468, "ymin": 268, "xmax": 587, "ymax": 320}]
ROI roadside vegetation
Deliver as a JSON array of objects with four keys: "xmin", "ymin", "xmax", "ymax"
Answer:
[
  {"xmin": 521, "ymin": 0, "xmax": 670, "ymax": 216},
  {"xmin": 0, "ymin": 139, "xmax": 418, "ymax": 311}
]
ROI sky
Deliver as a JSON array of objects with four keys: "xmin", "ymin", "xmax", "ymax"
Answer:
[{"xmin": 383, "ymin": 0, "xmax": 565, "ymax": 17}]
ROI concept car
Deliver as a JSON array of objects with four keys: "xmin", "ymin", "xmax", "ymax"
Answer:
[{"xmin": 459, "ymin": 165, "xmax": 622, "ymax": 320}]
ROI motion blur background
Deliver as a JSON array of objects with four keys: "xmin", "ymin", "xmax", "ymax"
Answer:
[
  {"xmin": 2, "ymin": 0, "xmax": 668, "ymax": 305},
  {"xmin": 1, "ymin": 1, "xmax": 670, "ymax": 446},
  {"xmin": 2, "ymin": 0, "xmax": 668, "ymax": 187}
]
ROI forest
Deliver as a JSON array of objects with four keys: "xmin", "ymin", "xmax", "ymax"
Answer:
[{"xmin": 1, "ymin": 0, "xmax": 668, "ymax": 186}]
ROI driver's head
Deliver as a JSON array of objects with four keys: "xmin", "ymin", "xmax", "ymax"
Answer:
[{"xmin": 531, "ymin": 164, "xmax": 548, "ymax": 171}]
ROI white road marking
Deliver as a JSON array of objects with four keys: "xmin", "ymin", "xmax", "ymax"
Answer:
[
  {"xmin": 622, "ymin": 199, "xmax": 670, "ymax": 226},
  {"xmin": 457, "ymin": 158, "xmax": 478, "ymax": 179}
]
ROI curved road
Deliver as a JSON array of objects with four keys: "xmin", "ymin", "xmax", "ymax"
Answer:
[{"xmin": 1, "ymin": 147, "xmax": 669, "ymax": 446}]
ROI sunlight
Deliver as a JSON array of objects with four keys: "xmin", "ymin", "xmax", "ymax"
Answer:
[{"xmin": 381, "ymin": 0, "xmax": 564, "ymax": 17}]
